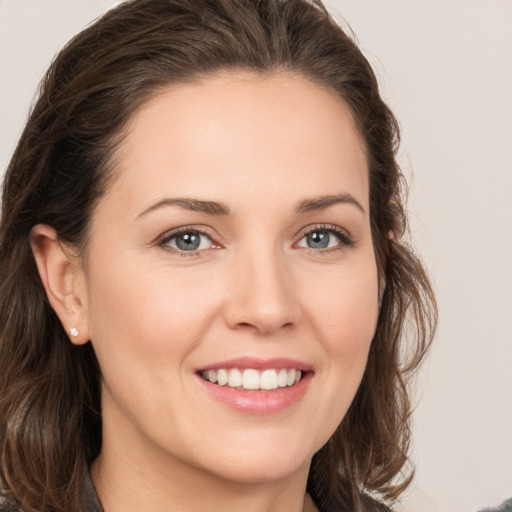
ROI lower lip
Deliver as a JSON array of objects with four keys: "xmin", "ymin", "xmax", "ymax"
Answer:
[{"xmin": 197, "ymin": 372, "xmax": 313, "ymax": 414}]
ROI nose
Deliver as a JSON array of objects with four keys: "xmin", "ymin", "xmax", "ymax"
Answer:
[{"xmin": 223, "ymin": 247, "xmax": 300, "ymax": 336}]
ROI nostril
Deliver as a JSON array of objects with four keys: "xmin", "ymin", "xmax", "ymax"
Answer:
[
  {"xmin": 232, "ymin": 320, "xmax": 295, "ymax": 336},
  {"xmin": 223, "ymin": 282, "xmax": 300, "ymax": 335}
]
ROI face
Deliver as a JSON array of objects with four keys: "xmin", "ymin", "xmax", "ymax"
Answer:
[{"xmin": 80, "ymin": 72, "xmax": 379, "ymax": 486}]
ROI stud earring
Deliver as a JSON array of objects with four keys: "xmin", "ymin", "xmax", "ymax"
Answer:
[{"xmin": 70, "ymin": 327, "xmax": 79, "ymax": 337}]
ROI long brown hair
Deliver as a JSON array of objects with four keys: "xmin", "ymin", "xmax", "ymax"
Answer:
[{"xmin": 0, "ymin": 1, "xmax": 437, "ymax": 511}]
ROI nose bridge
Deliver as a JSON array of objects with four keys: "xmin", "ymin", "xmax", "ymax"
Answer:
[{"xmin": 225, "ymin": 237, "xmax": 298, "ymax": 335}]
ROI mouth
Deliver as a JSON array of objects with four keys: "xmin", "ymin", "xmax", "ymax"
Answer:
[
  {"xmin": 195, "ymin": 358, "xmax": 313, "ymax": 414},
  {"xmin": 198, "ymin": 367, "xmax": 304, "ymax": 391}
]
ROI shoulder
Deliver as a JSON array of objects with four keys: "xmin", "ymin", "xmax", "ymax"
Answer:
[
  {"xmin": 312, "ymin": 495, "xmax": 391, "ymax": 512},
  {"xmin": 366, "ymin": 500, "xmax": 392, "ymax": 512},
  {"xmin": 0, "ymin": 498, "xmax": 20, "ymax": 512},
  {"xmin": 364, "ymin": 498, "xmax": 392, "ymax": 512}
]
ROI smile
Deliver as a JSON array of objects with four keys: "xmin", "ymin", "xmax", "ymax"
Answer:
[
  {"xmin": 196, "ymin": 358, "xmax": 313, "ymax": 414},
  {"xmin": 200, "ymin": 368, "xmax": 302, "ymax": 391}
]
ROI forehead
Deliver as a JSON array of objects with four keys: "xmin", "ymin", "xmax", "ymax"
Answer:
[{"xmin": 103, "ymin": 71, "xmax": 369, "ymax": 217}]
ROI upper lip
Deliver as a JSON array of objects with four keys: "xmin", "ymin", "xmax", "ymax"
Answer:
[{"xmin": 197, "ymin": 357, "xmax": 313, "ymax": 372}]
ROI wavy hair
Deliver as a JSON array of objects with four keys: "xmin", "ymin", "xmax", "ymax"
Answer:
[{"xmin": 0, "ymin": 1, "xmax": 437, "ymax": 511}]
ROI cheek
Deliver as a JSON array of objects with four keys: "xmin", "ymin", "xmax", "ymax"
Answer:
[
  {"xmin": 302, "ymin": 257, "xmax": 379, "ymax": 404},
  {"xmin": 306, "ymin": 258, "xmax": 379, "ymax": 346},
  {"xmin": 86, "ymin": 263, "xmax": 220, "ymax": 364},
  {"xmin": 83, "ymin": 261, "xmax": 223, "ymax": 434}
]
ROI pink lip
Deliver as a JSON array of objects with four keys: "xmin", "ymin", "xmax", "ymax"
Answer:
[
  {"xmin": 196, "ymin": 357, "xmax": 314, "ymax": 415},
  {"xmin": 197, "ymin": 357, "xmax": 313, "ymax": 372}
]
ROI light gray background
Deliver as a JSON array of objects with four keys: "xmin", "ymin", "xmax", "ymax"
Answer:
[{"xmin": 1, "ymin": 1, "xmax": 511, "ymax": 511}]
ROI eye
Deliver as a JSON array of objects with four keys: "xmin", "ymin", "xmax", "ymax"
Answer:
[
  {"xmin": 296, "ymin": 225, "xmax": 354, "ymax": 250},
  {"xmin": 159, "ymin": 228, "xmax": 217, "ymax": 253}
]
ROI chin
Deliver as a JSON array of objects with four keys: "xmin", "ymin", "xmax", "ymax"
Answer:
[
  {"xmin": 207, "ymin": 455, "xmax": 310, "ymax": 485},
  {"xmin": 190, "ymin": 433, "xmax": 317, "ymax": 485}
]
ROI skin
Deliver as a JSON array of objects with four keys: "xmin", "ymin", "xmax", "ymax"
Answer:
[{"xmin": 31, "ymin": 72, "xmax": 379, "ymax": 512}]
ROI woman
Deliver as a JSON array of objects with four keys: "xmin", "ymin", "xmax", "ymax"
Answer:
[{"xmin": 0, "ymin": 0, "xmax": 437, "ymax": 511}]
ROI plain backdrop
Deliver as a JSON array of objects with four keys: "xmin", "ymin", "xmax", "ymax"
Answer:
[{"xmin": 1, "ymin": 1, "xmax": 511, "ymax": 511}]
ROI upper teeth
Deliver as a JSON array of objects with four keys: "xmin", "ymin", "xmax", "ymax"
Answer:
[{"xmin": 201, "ymin": 368, "xmax": 302, "ymax": 390}]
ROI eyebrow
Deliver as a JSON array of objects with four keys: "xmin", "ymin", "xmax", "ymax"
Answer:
[
  {"xmin": 296, "ymin": 194, "xmax": 365, "ymax": 215},
  {"xmin": 137, "ymin": 198, "xmax": 230, "ymax": 218},
  {"xmin": 137, "ymin": 192, "xmax": 365, "ymax": 219}
]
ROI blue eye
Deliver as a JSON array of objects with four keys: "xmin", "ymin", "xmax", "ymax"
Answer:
[
  {"xmin": 297, "ymin": 227, "xmax": 353, "ymax": 250},
  {"xmin": 162, "ymin": 230, "xmax": 214, "ymax": 252}
]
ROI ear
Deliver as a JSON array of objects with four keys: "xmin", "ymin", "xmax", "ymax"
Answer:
[{"xmin": 30, "ymin": 224, "xmax": 90, "ymax": 345}]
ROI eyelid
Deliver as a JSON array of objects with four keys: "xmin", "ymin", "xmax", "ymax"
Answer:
[
  {"xmin": 294, "ymin": 223, "xmax": 355, "ymax": 249},
  {"xmin": 156, "ymin": 225, "xmax": 222, "ymax": 255},
  {"xmin": 154, "ymin": 223, "xmax": 354, "ymax": 256}
]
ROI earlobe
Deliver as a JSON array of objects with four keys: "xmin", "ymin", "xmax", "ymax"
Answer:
[{"xmin": 30, "ymin": 224, "xmax": 90, "ymax": 345}]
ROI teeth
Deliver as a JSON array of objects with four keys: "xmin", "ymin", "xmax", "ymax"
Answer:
[
  {"xmin": 260, "ymin": 369, "xmax": 278, "ymax": 390},
  {"xmin": 217, "ymin": 369, "xmax": 228, "ymax": 386},
  {"xmin": 242, "ymin": 369, "xmax": 260, "ymax": 390},
  {"xmin": 278, "ymin": 368, "xmax": 288, "ymax": 387},
  {"xmin": 228, "ymin": 368, "xmax": 242, "ymax": 388},
  {"xmin": 202, "ymin": 368, "xmax": 303, "ymax": 390}
]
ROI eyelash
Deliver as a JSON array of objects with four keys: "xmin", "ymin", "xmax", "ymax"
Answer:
[
  {"xmin": 157, "ymin": 226, "xmax": 218, "ymax": 257},
  {"xmin": 295, "ymin": 224, "xmax": 355, "ymax": 253},
  {"xmin": 157, "ymin": 224, "xmax": 354, "ymax": 257}
]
